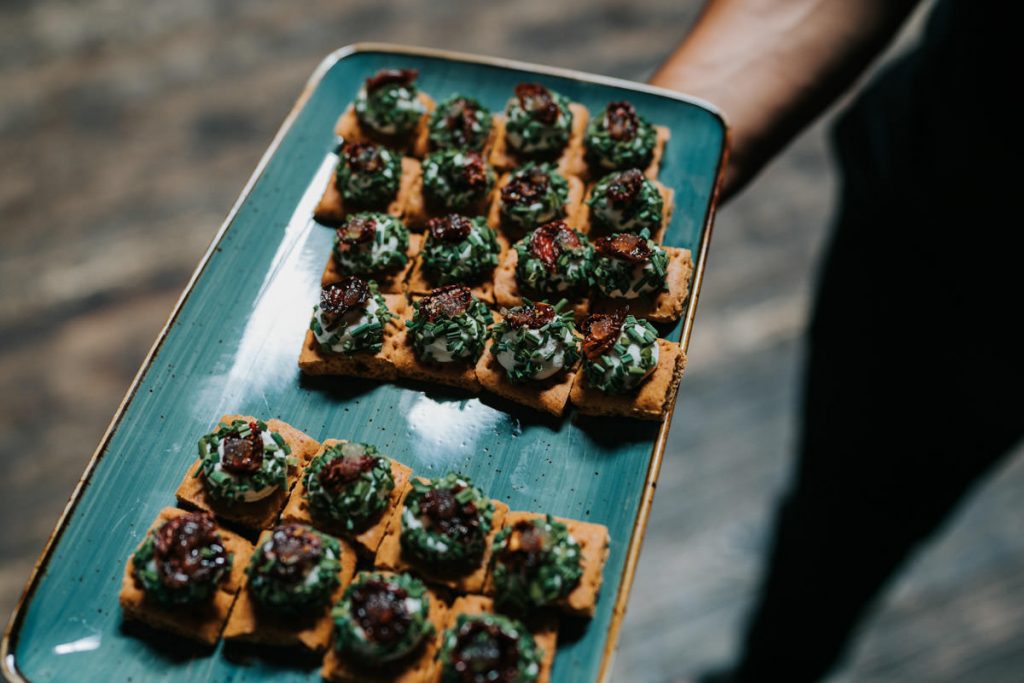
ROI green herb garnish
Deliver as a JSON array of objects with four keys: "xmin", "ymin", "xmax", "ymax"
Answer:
[{"xmin": 303, "ymin": 442, "xmax": 395, "ymax": 532}]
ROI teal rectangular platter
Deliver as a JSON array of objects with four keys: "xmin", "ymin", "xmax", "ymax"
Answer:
[{"xmin": 2, "ymin": 44, "xmax": 726, "ymax": 683}]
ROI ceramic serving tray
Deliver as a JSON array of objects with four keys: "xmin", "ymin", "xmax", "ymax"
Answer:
[{"xmin": 2, "ymin": 44, "xmax": 726, "ymax": 683}]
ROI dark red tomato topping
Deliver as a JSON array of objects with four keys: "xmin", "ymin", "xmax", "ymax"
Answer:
[
  {"xmin": 321, "ymin": 276, "xmax": 371, "ymax": 329},
  {"xmin": 365, "ymin": 68, "xmax": 418, "ymax": 94},
  {"xmin": 454, "ymin": 151, "xmax": 489, "ymax": 192},
  {"xmin": 581, "ymin": 310, "xmax": 626, "ymax": 360},
  {"xmin": 337, "ymin": 215, "xmax": 377, "ymax": 249},
  {"xmin": 528, "ymin": 221, "xmax": 580, "ymax": 272},
  {"xmin": 606, "ymin": 168, "xmax": 645, "ymax": 205},
  {"xmin": 449, "ymin": 619, "xmax": 524, "ymax": 683},
  {"xmin": 220, "ymin": 421, "xmax": 265, "ymax": 474},
  {"xmin": 343, "ymin": 142, "xmax": 386, "ymax": 174},
  {"xmin": 319, "ymin": 452, "xmax": 378, "ymax": 493},
  {"xmin": 501, "ymin": 165, "xmax": 550, "ymax": 207},
  {"xmin": 444, "ymin": 97, "xmax": 481, "ymax": 136},
  {"xmin": 260, "ymin": 524, "xmax": 324, "ymax": 583},
  {"xmin": 428, "ymin": 214, "xmax": 473, "ymax": 243},
  {"xmin": 153, "ymin": 512, "xmax": 228, "ymax": 589},
  {"xmin": 594, "ymin": 233, "xmax": 652, "ymax": 263},
  {"xmin": 603, "ymin": 101, "xmax": 640, "ymax": 141},
  {"xmin": 419, "ymin": 284, "xmax": 473, "ymax": 322},
  {"xmin": 350, "ymin": 578, "xmax": 412, "ymax": 645},
  {"xmin": 496, "ymin": 519, "xmax": 549, "ymax": 575},
  {"xmin": 502, "ymin": 302, "xmax": 556, "ymax": 329},
  {"xmin": 418, "ymin": 482, "xmax": 481, "ymax": 545},
  {"xmin": 515, "ymin": 83, "xmax": 559, "ymax": 125}
]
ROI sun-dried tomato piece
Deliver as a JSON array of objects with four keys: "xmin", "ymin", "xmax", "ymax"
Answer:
[
  {"xmin": 501, "ymin": 166, "xmax": 550, "ymax": 207},
  {"xmin": 606, "ymin": 168, "xmax": 645, "ymax": 205},
  {"xmin": 497, "ymin": 520, "xmax": 549, "ymax": 575},
  {"xmin": 336, "ymin": 215, "xmax": 377, "ymax": 249},
  {"xmin": 502, "ymin": 302, "xmax": 556, "ymax": 329},
  {"xmin": 419, "ymin": 483, "xmax": 481, "ymax": 543},
  {"xmin": 365, "ymin": 68, "xmax": 418, "ymax": 94},
  {"xmin": 449, "ymin": 618, "xmax": 523, "ymax": 683},
  {"xmin": 528, "ymin": 221, "xmax": 580, "ymax": 272},
  {"xmin": 604, "ymin": 101, "xmax": 640, "ymax": 141},
  {"xmin": 343, "ymin": 142, "xmax": 385, "ymax": 174},
  {"xmin": 321, "ymin": 276, "xmax": 370, "ymax": 329},
  {"xmin": 350, "ymin": 578, "xmax": 412, "ymax": 646},
  {"xmin": 153, "ymin": 512, "xmax": 227, "ymax": 589},
  {"xmin": 443, "ymin": 97, "xmax": 480, "ymax": 136},
  {"xmin": 594, "ymin": 233, "xmax": 652, "ymax": 263},
  {"xmin": 259, "ymin": 524, "xmax": 323, "ymax": 583},
  {"xmin": 419, "ymin": 284, "xmax": 473, "ymax": 322},
  {"xmin": 581, "ymin": 310, "xmax": 626, "ymax": 360},
  {"xmin": 515, "ymin": 83, "xmax": 559, "ymax": 125},
  {"xmin": 428, "ymin": 214, "xmax": 473, "ymax": 242},
  {"xmin": 319, "ymin": 452, "xmax": 377, "ymax": 493},
  {"xmin": 220, "ymin": 425, "xmax": 265, "ymax": 474},
  {"xmin": 454, "ymin": 151, "xmax": 489, "ymax": 192}
]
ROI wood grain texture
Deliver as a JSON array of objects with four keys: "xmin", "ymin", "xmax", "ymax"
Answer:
[{"xmin": 5, "ymin": 48, "xmax": 724, "ymax": 682}]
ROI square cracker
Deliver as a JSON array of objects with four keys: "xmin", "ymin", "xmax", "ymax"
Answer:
[
  {"xmin": 411, "ymin": 114, "xmax": 499, "ymax": 159},
  {"xmin": 333, "ymin": 93, "xmax": 436, "ymax": 156},
  {"xmin": 578, "ymin": 179, "xmax": 675, "ymax": 244},
  {"xmin": 590, "ymin": 247, "xmax": 693, "ymax": 324},
  {"xmin": 489, "ymin": 102, "xmax": 590, "ymax": 178},
  {"xmin": 322, "ymin": 233, "xmax": 422, "ymax": 295},
  {"xmin": 374, "ymin": 480, "xmax": 509, "ymax": 593},
  {"xmin": 434, "ymin": 595, "xmax": 558, "ymax": 683},
  {"xmin": 484, "ymin": 511, "xmax": 610, "ymax": 618},
  {"xmin": 475, "ymin": 339, "xmax": 578, "ymax": 417},
  {"xmin": 280, "ymin": 440, "xmax": 413, "ymax": 556},
  {"xmin": 579, "ymin": 123, "xmax": 670, "ymax": 182},
  {"xmin": 492, "ymin": 249, "xmax": 590, "ymax": 324},
  {"xmin": 320, "ymin": 573, "xmax": 448, "ymax": 683},
  {"xmin": 405, "ymin": 232, "xmax": 508, "ymax": 305},
  {"xmin": 486, "ymin": 171, "xmax": 586, "ymax": 240},
  {"xmin": 175, "ymin": 415, "xmax": 320, "ymax": 533},
  {"xmin": 314, "ymin": 157, "xmax": 422, "ymax": 227},
  {"xmin": 570, "ymin": 339, "xmax": 687, "ymax": 421},
  {"xmin": 119, "ymin": 507, "xmax": 254, "ymax": 646},
  {"xmin": 390, "ymin": 327, "xmax": 484, "ymax": 393},
  {"xmin": 401, "ymin": 173, "xmax": 496, "ymax": 232},
  {"xmin": 297, "ymin": 294, "xmax": 408, "ymax": 381},
  {"xmin": 221, "ymin": 530, "xmax": 358, "ymax": 651}
]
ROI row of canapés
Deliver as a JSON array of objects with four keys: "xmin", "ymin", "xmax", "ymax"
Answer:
[
  {"xmin": 300, "ymin": 279, "xmax": 686, "ymax": 420},
  {"xmin": 121, "ymin": 416, "xmax": 609, "ymax": 682}
]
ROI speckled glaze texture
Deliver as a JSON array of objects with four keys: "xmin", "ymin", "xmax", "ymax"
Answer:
[{"xmin": 3, "ymin": 46, "xmax": 724, "ymax": 683}]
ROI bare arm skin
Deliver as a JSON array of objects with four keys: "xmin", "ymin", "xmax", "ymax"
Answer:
[{"xmin": 650, "ymin": 0, "xmax": 920, "ymax": 200}]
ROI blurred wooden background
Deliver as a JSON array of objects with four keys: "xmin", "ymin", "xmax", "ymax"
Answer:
[{"xmin": 1, "ymin": 1, "xmax": 1022, "ymax": 681}]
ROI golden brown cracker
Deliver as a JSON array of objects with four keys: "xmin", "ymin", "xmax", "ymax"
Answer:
[
  {"xmin": 390, "ymin": 327, "xmax": 484, "ymax": 393},
  {"xmin": 570, "ymin": 339, "xmax": 687, "ymax": 421},
  {"xmin": 474, "ymin": 340, "xmax": 578, "ymax": 417},
  {"xmin": 591, "ymin": 247, "xmax": 693, "ymax": 324}
]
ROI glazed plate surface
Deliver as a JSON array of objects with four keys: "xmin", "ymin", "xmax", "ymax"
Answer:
[{"xmin": 2, "ymin": 45, "xmax": 726, "ymax": 682}]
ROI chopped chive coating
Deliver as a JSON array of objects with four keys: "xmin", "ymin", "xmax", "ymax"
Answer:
[
  {"xmin": 131, "ymin": 511, "xmax": 231, "ymax": 606},
  {"xmin": 332, "ymin": 571, "xmax": 433, "ymax": 664},
  {"xmin": 246, "ymin": 523, "xmax": 342, "ymax": 614},
  {"xmin": 584, "ymin": 100, "xmax": 656, "ymax": 172},
  {"xmin": 592, "ymin": 230, "xmax": 669, "ymax": 298},
  {"xmin": 406, "ymin": 285, "xmax": 492, "ymax": 364},
  {"xmin": 499, "ymin": 162, "xmax": 570, "ymax": 232},
  {"xmin": 422, "ymin": 149, "xmax": 495, "ymax": 212},
  {"xmin": 422, "ymin": 214, "xmax": 501, "ymax": 284},
  {"xmin": 310, "ymin": 279, "xmax": 395, "ymax": 355},
  {"xmin": 335, "ymin": 142, "xmax": 402, "ymax": 208},
  {"xmin": 582, "ymin": 314, "xmax": 660, "ymax": 393},
  {"xmin": 354, "ymin": 68, "xmax": 426, "ymax": 138},
  {"xmin": 490, "ymin": 515, "xmax": 583, "ymax": 612},
  {"xmin": 303, "ymin": 442, "xmax": 396, "ymax": 532},
  {"xmin": 438, "ymin": 612, "xmax": 543, "ymax": 683},
  {"xmin": 333, "ymin": 212, "xmax": 410, "ymax": 275},
  {"xmin": 196, "ymin": 418, "xmax": 292, "ymax": 503},
  {"xmin": 428, "ymin": 94, "xmax": 492, "ymax": 151},
  {"xmin": 504, "ymin": 83, "xmax": 573, "ymax": 156},
  {"xmin": 400, "ymin": 473, "xmax": 495, "ymax": 570},
  {"xmin": 587, "ymin": 168, "xmax": 664, "ymax": 234},
  {"xmin": 492, "ymin": 300, "xmax": 579, "ymax": 383},
  {"xmin": 514, "ymin": 223, "xmax": 594, "ymax": 294}
]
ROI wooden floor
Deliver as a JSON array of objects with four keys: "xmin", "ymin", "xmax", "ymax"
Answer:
[{"xmin": 1, "ymin": 2, "xmax": 1021, "ymax": 681}]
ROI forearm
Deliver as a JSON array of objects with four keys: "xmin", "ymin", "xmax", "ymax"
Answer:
[{"xmin": 651, "ymin": 0, "xmax": 919, "ymax": 198}]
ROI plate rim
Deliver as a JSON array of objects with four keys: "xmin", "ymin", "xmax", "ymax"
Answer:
[{"xmin": 1, "ymin": 42, "xmax": 729, "ymax": 683}]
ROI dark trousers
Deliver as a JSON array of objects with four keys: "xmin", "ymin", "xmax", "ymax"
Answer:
[{"xmin": 731, "ymin": 91, "xmax": 1024, "ymax": 682}]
